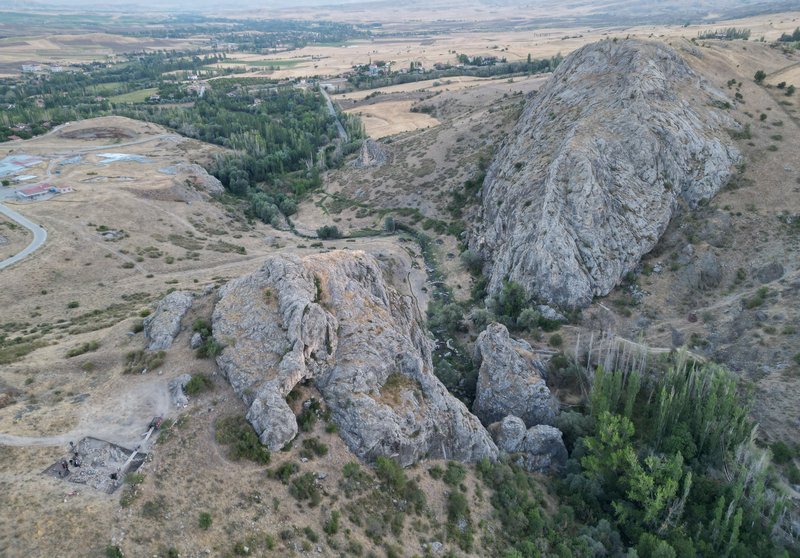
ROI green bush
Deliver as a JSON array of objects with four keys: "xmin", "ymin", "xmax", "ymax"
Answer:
[
  {"xmin": 297, "ymin": 399, "xmax": 321, "ymax": 432},
  {"xmin": 300, "ymin": 437, "xmax": 328, "ymax": 459},
  {"xmin": 771, "ymin": 441, "xmax": 794, "ymax": 464},
  {"xmin": 323, "ymin": 510, "xmax": 341, "ymax": 535},
  {"xmin": 214, "ymin": 415, "xmax": 271, "ymax": 464},
  {"xmin": 105, "ymin": 546, "xmax": 124, "ymax": 558},
  {"xmin": 123, "ymin": 350, "xmax": 166, "ymax": 374},
  {"xmin": 375, "ymin": 456, "xmax": 406, "ymax": 493},
  {"xmin": 427, "ymin": 301, "xmax": 465, "ymax": 334},
  {"xmin": 196, "ymin": 338, "xmax": 224, "ymax": 359},
  {"xmin": 66, "ymin": 340, "xmax": 100, "ymax": 358},
  {"xmin": 443, "ymin": 461, "xmax": 467, "ymax": 486},
  {"xmin": 316, "ymin": 225, "xmax": 341, "ymax": 239},
  {"xmin": 290, "ymin": 472, "xmax": 321, "ymax": 506},
  {"xmin": 460, "ymin": 250, "xmax": 483, "ymax": 275},
  {"xmin": 198, "ymin": 511, "xmax": 212, "ymax": 530},
  {"xmin": 492, "ymin": 281, "xmax": 527, "ymax": 326},
  {"xmin": 184, "ymin": 374, "xmax": 213, "ymax": 396},
  {"xmin": 270, "ymin": 461, "xmax": 299, "ymax": 483}
]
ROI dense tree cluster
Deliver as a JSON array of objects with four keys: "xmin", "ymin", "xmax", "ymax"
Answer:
[
  {"xmin": 475, "ymin": 358, "xmax": 792, "ymax": 557},
  {"xmin": 778, "ymin": 27, "xmax": 800, "ymax": 43}
]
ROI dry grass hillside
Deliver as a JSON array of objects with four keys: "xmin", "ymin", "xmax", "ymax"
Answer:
[{"xmin": 1, "ymin": 11, "xmax": 800, "ymax": 555}]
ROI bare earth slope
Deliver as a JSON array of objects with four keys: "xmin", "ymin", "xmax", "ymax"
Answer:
[{"xmin": 471, "ymin": 39, "xmax": 741, "ymax": 308}]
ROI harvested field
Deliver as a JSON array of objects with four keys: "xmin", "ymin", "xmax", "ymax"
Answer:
[{"xmin": 345, "ymin": 100, "xmax": 439, "ymax": 138}]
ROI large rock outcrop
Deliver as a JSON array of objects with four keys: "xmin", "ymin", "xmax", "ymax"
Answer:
[
  {"xmin": 212, "ymin": 251, "xmax": 497, "ymax": 465},
  {"xmin": 471, "ymin": 39, "xmax": 740, "ymax": 308},
  {"xmin": 473, "ymin": 323, "xmax": 559, "ymax": 427},
  {"xmin": 489, "ymin": 415, "xmax": 568, "ymax": 473},
  {"xmin": 143, "ymin": 290, "xmax": 193, "ymax": 351}
]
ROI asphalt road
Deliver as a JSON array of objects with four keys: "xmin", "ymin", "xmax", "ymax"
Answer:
[{"xmin": 0, "ymin": 202, "xmax": 47, "ymax": 270}]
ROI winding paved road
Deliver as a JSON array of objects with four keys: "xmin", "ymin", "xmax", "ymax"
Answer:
[{"xmin": 0, "ymin": 203, "xmax": 47, "ymax": 270}]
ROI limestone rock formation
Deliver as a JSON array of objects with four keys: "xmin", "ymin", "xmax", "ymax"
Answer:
[
  {"xmin": 473, "ymin": 323, "xmax": 559, "ymax": 427},
  {"xmin": 160, "ymin": 163, "xmax": 225, "ymax": 195},
  {"xmin": 143, "ymin": 291, "xmax": 193, "ymax": 351},
  {"xmin": 351, "ymin": 139, "xmax": 387, "ymax": 168},
  {"xmin": 471, "ymin": 39, "xmax": 740, "ymax": 308},
  {"xmin": 212, "ymin": 251, "xmax": 497, "ymax": 465},
  {"xmin": 489, "ymin": 415, "xmax": 568, "ymax": 473},
  {"xmin": 169, "ymin": 373, "xmax": 192, "ymax": 407}
]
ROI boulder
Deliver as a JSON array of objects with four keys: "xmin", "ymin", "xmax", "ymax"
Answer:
[
  {"xmin": 516, "ymin": 425, "xmax": 569, "ymax": 473},
  {"xmin": 756, "ymin": 262, "xmax": 784, "ymax": 284},
  {"xmin": 212, "ymin": 251, "xmax": 497, "ymax": 464},
  {"xmin": 143, "ymin": 291, "xmax": 193, "ymax": 351},
  {"xmin": 489, "ymin": 415, "xmax": 568, "ymax": 473},
  {"xmin": 470, "ymin": 39, "xmax": 740, "ymax": 308},
  {"xmin": 683, "ymin": 252, "xmax": 722, "ymax": 290},
  {"xmin": 169, "ymin": 373, "xmax": 192, "ymax": 407},
  {"xmin": 473, "ymin": 323, "xmax": 559, "ymax": 427},
  {"xmin": 190, "ymin": 331, "xmax": 203, "ymax": 349}
]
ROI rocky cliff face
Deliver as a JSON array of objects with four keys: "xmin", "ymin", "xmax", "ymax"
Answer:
[
  {"xmin": 471, "ymin": 39, "xmax": 740, "ymax": 308},
  {"xmin": 473, "ymin": 323, "xmax": 558, "ymax": 427},
  {"xmin": 212, "ymin": 251, "xmax": 497, "ymax": 465}
]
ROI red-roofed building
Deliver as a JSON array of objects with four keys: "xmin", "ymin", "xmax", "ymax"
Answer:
[{"xmin": 16, "ymin": 183, "xmax": 73, "ymax": 200}]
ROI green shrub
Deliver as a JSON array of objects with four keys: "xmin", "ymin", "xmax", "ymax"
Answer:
[
  {"xmin": 323, "ymin": 510, "xmax": 341, "ymax": 535},
  {"xmin": 123, "ymin": 350, "xmax": 166, "ymax": 374},
  {"xmin": 303, "ymin": 526, "xmax": 319, "ymax": 542},
  {"xmin": 460, "ymin": 250, "xmax": 483, "ymax": 275},
  {"xmin": 788, "ymin": 463, "xmax": 800, "ymax": 484},
  {"xmin": 298, "ymin": 399, "xmax": 321, "ymax": 432},
  {"xmin": 270, "ymin": 461, "xmax": 299, "ymax": 483},
  {"xmin": 196, "ymin": 338, "xmax": 224, "ymax": 359},
  {"xmin": 549, "ymin": 333, "xmax": 563, "ymax": 347},
  {"xmin": 316, "ymin": 225, "xmax": 341, "ymax": 239},
  {"xmin": 198, "ymin": 511, "xmax": 212, "ymax": 530},
  {"xmin": 66, "ymin": 340, "xmax": 100, "ymax": 358},
  {"xmin": 375, "ymin": 456, "xmax": 406, "ymax": 493},
  {"xmin": 105, "ymin": 546, "xmax": 124, "ymax": 558},
  {"xmin": 771, "ymin": 441, "xmax": 794, "ymax": 464},
  {"xmin": 67, "ymin": 301, "xmax": 80, "ymax": 309},
  {"xmin": 215, "ymin": 415, "xmax": 271, "ymax": 464},
  {"xmin": 300, "ymin": 437, "xmax": 328, "ymax": 459},
  {"xmin": 184, "ymin": 374, "xmax": 213, "ymax": 396},
  {"xmin": 290, "ymin": 472, "xmax": 321, "ymax": 506},
  {"xmin": 443, "ymin": 461, "xmax": 467, "ymax": 486}
]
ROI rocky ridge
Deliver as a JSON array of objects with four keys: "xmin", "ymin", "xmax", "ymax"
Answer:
[
  {"xmin": 470, "ymin": 38, "xmax": 741, "ymax": 308},
  {"xmin": 211, "ymin": 251, "xmax": 497, "ymax": 465}
]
